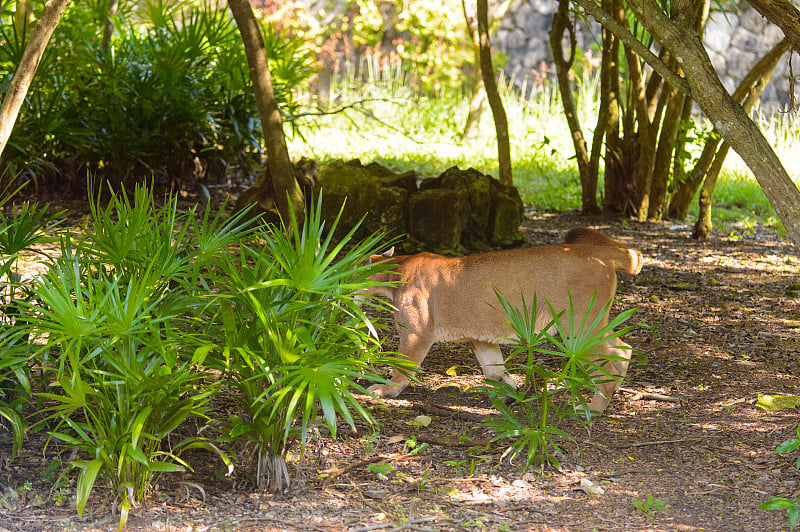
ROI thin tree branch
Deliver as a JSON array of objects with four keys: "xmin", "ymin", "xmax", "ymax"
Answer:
[
  {"xmin": 0, "ymin": 0, "xmax": 73, "ymax": 160},
  {"xmin": 571, "ymin": 0, "xmax": 690, "ymax": 95}
]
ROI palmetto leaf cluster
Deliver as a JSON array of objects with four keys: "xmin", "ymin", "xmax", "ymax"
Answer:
[
  {"xmin": 0, "ymin": 185, "xmax": 61, "ymax": 461},
  {"xmin": 204, "ymin": 196, "xmax": 399, "ymax": 492},
  {"xmin": 0, "ymin": 183, "xmax": 400, "ymax": 530},
  {"xmin": 477, "ymin": 290, "xmax": 636, "ymax": 472}
]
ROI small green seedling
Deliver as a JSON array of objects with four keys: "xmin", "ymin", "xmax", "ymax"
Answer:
[
  {"xmin": 367, "ymin": 462, "xmax": 394, "ymax": 480},
  {"xmin": 632, "ymin": 495, "xmax": 670, "ymax": 521},
  {"xmin": 402, "ymin": 436, "xmax": 429, "ymax": 456},
  {"xmin": 760, "ymin": 497, "xmax": 800, "ymax": 529},
  {"xmin": 760, "ymin": 423, "xmax": 800, "ymax": 529},
  {"xmin": 444, "ymin": 459, "xmax": 469, "ymax": 474}
]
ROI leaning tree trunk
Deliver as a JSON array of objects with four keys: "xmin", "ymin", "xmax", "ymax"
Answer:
[
  {"xmin": 228, "ymin": 0, "xmax": 304, "ymax": 223},
  {"xmin": 668, "ymin": 38, "xmax": 791, "ymax": 220},
  {"xmin": 0, "ymin": 0, "xmax": 72, "ymax": 164},
  {"xmin": 477, "ymin": 0, "xmax": 512, "ymax": 187},
  {"xmin": 626, "ymin": 0, "xmax": 800, "ymax": 247},
  {"xmin": 691, "ymin": 40, "xmax": 790, "ymax": 239}
]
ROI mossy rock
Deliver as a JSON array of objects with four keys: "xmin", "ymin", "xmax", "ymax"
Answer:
[
  {"xmin": 408, "ymin": 188, "xmax": 470, "ymax": 255},
  {"xmin": 313, "ymin": 159, "xmax": 525, "ymax": 255},
  {"xmin": 314, "ymin": 159, "xmax": 415, "ymax": 242}
]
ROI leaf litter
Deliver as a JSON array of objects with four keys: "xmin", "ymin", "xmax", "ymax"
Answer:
[{"xmin": 1, "ymin": 210, "xmax": 798, "ymax": 531}]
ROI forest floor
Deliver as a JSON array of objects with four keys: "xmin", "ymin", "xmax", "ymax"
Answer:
[{"xmin": 1, "ymin": 207, "xmax": 799, "ymax": 532}]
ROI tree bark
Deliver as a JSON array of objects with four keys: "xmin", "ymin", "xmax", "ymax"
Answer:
[
  {"xmin": 691, "ymin": 39, "xmax": 790, "ymax": 240},
  {"xmin": 668, "ymin": 38, "xmax": 791, "ymax": 220},
  {"xmin": 578, "ymin": 0, "xmax": 800, "ymax": 248},
  {"xmin": 647, "ymin": 83, "xmax": 684, "ymax": 220},
  {"xmin": 600, "ymin": 0, "xmax": 622, "ymax": 213},
  {"xmin": 460, "ymin": 0, "xmax": 513, "ymax": 143},
  {"xmin": 0, "ymin": 0, "xmax": 72, "ymax": 162},
  {"xmin": 476, "ymin": 0, "xmax": 512, "ymax": 187},
  {"xmin": 746, "ymin": 0, "xmax": 800, "ymax": 52},
  {"xmin": 460, "ymin": 0, "xmax": 485, "ymax": 143},
  {"xmin": 550, "ymin": 0, "xmax": 599, "ymax": 213},
  {"xmin": 101, "ymin": 0, "xmax": 119, "ymax": 51},
  {"xmin": 228, "ymin": 0, "xmax": 304, "ymax": 222},
  {"xmin": 572, "ymin": 0, "xmax": 689, "ymax": 94}
]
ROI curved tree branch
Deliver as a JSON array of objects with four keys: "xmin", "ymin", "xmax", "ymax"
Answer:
[
  {"xmin": 746, "ymin": 0, "xmax": 800, "ymax": 52},
  {"xmin": 477, "ymin": 0, "xmax": 512, "ymax": 186},
  {"xmin": 571, "ymin": 0, "xmax": 690, "ymax": 95},
  {"xmin": 626, "ymin": 0, "xmax": 800, "ymax": 247},
  {"xmin": 0, "ymin": 0, "xmax": 72, "ymax": 161}
]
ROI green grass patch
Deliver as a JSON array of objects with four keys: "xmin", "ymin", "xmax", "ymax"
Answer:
[{"xmin": 290, "ymin": 63, "xmax": 798, "ymax": 232}]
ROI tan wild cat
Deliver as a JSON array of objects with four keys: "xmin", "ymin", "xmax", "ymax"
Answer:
[{"xmin": 363, "ymin": 228, "xmax": 643, "ymax": 414}]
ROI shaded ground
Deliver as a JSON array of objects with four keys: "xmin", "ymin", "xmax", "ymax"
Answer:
[{"xmin": 1, "ymin": 210, "xmax": 799, "ymax": 531}]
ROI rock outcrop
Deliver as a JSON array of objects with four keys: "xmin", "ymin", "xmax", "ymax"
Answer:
[{"xmin": 313, "ymin": 159, "xmax": 525, "ymax": 255}]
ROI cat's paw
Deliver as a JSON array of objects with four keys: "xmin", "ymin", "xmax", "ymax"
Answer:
[{"xmin": 367, "ymin": 382, "xmax": 404, "ymax": 398}]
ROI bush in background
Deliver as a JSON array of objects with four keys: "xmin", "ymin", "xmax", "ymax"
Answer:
[{"xmin": 0, "ymin": 0, "xmax": 315, "ymax": 191}]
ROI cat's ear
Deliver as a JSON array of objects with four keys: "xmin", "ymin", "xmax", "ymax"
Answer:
[{"xmin": 369, "ymin": 247, "xmax": 394, "ymax": 263}]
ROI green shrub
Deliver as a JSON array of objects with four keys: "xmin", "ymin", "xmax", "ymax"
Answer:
[
  {"xmin": 476, "ymin": 291, "xmax": 636, "ymax": 471},
  {"xmin": 201, "ymin": 196, "xmax": 406, "ymax": 492},
  {"xmin": 0, "ymin": 0, "xmax": 315, "ymax": 188},
  {"xmin": 21, "ymin": 182, "xmax": 247, "ymax": 530},
  {"xmin": 0, "ymin": 189, "xmax": 60, "ymax": 459}
]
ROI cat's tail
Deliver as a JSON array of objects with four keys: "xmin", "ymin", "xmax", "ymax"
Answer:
[{"xmin": 564, "ymin": 228, "xmax": 644, "ymax": 275}]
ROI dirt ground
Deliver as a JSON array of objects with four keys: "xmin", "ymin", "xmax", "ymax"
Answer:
[{"xmin": 1, "ymin": 209, "xmax": 799, "ymax": 532}]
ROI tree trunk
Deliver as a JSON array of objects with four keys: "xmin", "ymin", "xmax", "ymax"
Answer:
[
  {"xmin": 666, "ymin": 136, "xmax": 720, "ymax": 220},
  {"xmin": 647, "ymin": 83, "xmax": 684, "ymax": 220},
  {"xmin": 460, "ymin": 0, "xmax": 485, "ymax": 143},
  {"xmin": 227, "ymin": 0, "xmax": 304, "ymax": 222},
  {"xmin": 625, "ymin": 0, "xmax": 800, "ymax": 247},
  {"xmin": 668, "ymin": 38, "xmax": 791, "ymax": 220},
  {"xmin": 746, "ymin": 0, "xmax": 800, "ymax": 52},
  {"xmin": 460, "ymin": 55, "xmax": 486, "ymax": 143},
  {"xmin": 549, "ymin": 0, "xmax": 599, "ymax": 212},
  {"xmin": 691, "ymin": 39, "xmax": 790, "ymax": 239},
  {"xmin": 101, "ymin": 0, "xmax": 119, "ymax": 51},
  {"xmin": 476, "ymin": 0, "xmax": 512, "ymax": 187},
  {"xmin": 0, "ymin": 0, "xmax": 72, "ymax": 162},
  {"xmin": 691, "ymin": 143, "xmax": 731, "ymax": 240},
  {"xmin": 604, "ymin": 0, "xmax": 638, "ymax": 214},
  {"xmin": 599, "ymin": 0, "xmax": 620, "ymax": 207}
]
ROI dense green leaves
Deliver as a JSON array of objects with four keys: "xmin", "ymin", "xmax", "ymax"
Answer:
[
  {"xmin": 0, "ymin": 0, "xmax": 315, "ymax": 186},
  {"xmin": 477, "ymin": 290, "xmax": 636, "ymax": 471},
  {"xmin": 0, "ymin": 194, "xmax": 59, "ymax": 459},
  {"xmin": 0, "ymin": 182, "xmax": 402, "ymax": 525},
  {"xmin": 202, "ymin": 195, "xmax": 402, "ymax": 491}
]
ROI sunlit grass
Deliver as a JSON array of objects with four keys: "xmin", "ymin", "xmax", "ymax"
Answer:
[{"xmin": 289, "ymin": 59, "xmax": 799, "ymax": 234}]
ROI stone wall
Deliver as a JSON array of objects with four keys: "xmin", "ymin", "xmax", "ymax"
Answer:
[{"xmin": 495, "ymin": 0, "xmax": 799, "ymax": 113}]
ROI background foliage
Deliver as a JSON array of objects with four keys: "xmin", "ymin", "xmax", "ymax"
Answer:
[{"xmin": 0, "ymin": 0, "xmax": 315, "ymax": 189}]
